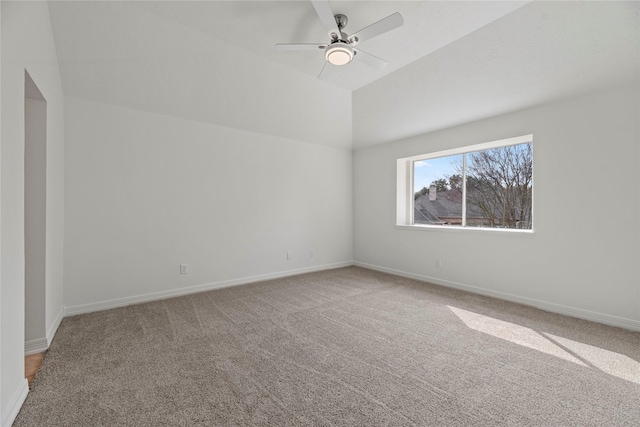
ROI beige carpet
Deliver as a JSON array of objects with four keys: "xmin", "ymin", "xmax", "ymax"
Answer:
[{"xmin": 15, "ymin": 267, "xmax": 640, "ymax": 426}]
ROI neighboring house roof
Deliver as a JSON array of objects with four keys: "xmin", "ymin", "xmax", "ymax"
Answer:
[{"xmin": 414, "ymin": 189, "xmax": 484, "ymax": 225}]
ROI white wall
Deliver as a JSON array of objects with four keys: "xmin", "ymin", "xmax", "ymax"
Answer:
[
  {"xmin": 1, "ymin": 1, "xmax": 65, "ymax": 425},
  {"xmin": 353, "ymin": 83, "xmax": 640, "ymax": 330},
  {"xmin": 63, "ymin": 97, "xmax": 353, "ymax": 313}
]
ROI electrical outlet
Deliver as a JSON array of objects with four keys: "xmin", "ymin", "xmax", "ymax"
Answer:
[
  {"xmin": 180, "ymin": 264, "xmax": 188, "ymax": 274},
  {"xmin": 435, "ymin": 258, "xmax": 441, "ymax": 268},
  {"xmin": 309, "ymin": 249, "xmax": 314, "ymax": 258},
  {"xmin": 287, "ymin": 252, "xmax": 293, "ymax": 261}
]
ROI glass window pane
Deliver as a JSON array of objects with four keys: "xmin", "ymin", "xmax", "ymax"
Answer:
[
  {"xmin": 413, "ymin": 155, "xmax": 463, "ymax": 226},
  {"xmin": 465, "ymin": 143, "xmax": 532, "ymax": 229}
]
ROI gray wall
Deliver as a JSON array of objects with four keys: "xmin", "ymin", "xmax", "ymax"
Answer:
[{"xmin": 24, "ymin": 92, "xmax": 47, "ymax": 347}]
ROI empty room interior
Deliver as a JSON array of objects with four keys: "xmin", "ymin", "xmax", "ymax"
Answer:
[{"xmin": 2, "ymin": 1, "xmax": 639, "ymax": 425}]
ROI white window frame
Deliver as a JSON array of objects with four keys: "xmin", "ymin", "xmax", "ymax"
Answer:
[{"xmin": 396, "ymin": 134, "xmax": 534, "ymax": 233}]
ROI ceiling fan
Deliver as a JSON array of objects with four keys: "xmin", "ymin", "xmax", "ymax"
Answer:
[{"xmin": 276, "ymin": 0, "xmax": 404, "ymax": 79}]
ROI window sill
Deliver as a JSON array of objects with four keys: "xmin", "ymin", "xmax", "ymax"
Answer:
[{"xmin": 395, "ymin": 224, "xmax": 535, "ymax": 236}]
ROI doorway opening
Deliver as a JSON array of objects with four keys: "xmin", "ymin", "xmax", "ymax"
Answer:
[{"xmin": 24, "ymin": 70, "xmax": 47, "ymax": 360}]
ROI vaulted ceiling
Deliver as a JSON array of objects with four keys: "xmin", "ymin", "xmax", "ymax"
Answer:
[{"xmin": 48, "ymin": 1, "xmax": 639, "ymax": 149}]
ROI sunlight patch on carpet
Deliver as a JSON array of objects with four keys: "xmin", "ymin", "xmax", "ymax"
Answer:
[
  {"xmin": 448, "ymin": 306, "xmax": 586, "ymax": 366},
  {"xmin": 543, "ymin": 333, "xmax": 640, "ymax": 384},
  {"xmin": 448, "ymin": 306, "xmax": 640, "ymax": 384}
]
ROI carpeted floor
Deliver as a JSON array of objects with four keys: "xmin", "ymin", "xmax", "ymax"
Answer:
[{"xmin": 15, "ymin": 267, "xmax": 640, "ymax": 426}]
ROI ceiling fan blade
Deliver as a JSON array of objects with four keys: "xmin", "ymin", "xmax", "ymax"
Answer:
[
  {"xmin": 348, "ymin": 12, "xmax": 403, "ymax": 46},
  {"xmin": 311, "ymin": 0, "xmax": 340, "ymax": 37},
  {"xmin": 354, "ymin": 48, "xmax": 388, "ymax": 70},
  {"xmin": 276, "ymin": 43, "xmax": 327, "ymax": 51}
]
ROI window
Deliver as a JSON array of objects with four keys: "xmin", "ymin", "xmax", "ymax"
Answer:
[{"xmin": 397, "ymin": 135, "xmax": 533, "ymax": 231}]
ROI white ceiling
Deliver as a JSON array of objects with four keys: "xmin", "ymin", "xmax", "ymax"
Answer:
[
  {"xmin": 47, "ymin": 1, "xmax": 639, "ymax": 149},
  {"xmin": 129, "ymin": 0, "xmax": 530, "ymax": 91}
]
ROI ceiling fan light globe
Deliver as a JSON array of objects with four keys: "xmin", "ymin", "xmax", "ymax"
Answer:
[{"xmin": 325, "ymin": 43, "xmax": 354, "ymax": 66}]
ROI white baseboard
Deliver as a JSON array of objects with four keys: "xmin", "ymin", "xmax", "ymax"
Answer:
[
  {"xmin": 2, "ymin": 379, "xmax": 28, "ymax": 427},
  {"xmin": 24, "ymin": 338, "xmax": 48, "ymax": 355},
  {"xmin": 64, "ymin": 261, "xmax": 354, "ymax": 317},
  {"xmin": 47, "ymin": 307, "xmax": 64, "ymax": 345},
  {"xmin": 24, "ymin": 307, "xmax": 64, "ymax": 355},
  {"xmin": 354, "ymin": 261, "xmax": 640, "ymax": 332}
]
